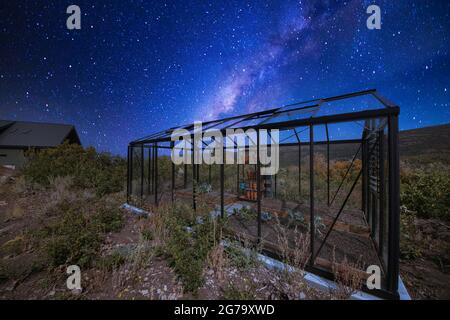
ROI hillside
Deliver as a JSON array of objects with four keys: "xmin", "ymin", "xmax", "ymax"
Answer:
[
  {"xmin": 400, "ymin": 123, "xmax": 450, "ymax": 158},
  {"xmin": 279, "ymin": 123, "xmax": 450, "ymax": 166}
]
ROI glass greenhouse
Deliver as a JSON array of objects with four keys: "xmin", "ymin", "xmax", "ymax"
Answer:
[{"xmin": 126, "ymin": 89, "xmax": 401, "ymax": 299}]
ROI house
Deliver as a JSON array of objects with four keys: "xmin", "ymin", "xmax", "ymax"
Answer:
[{"xmin": 0, "ymin": 120, "xmax": 81, "ymax": 168}]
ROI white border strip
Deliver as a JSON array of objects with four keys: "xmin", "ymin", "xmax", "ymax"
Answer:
[
  {"xmin": 257, "ymin": 252, "xmax": 411, "ymax": 300},
  {"xmin": 222, "ymin": 240, "xmax": 410, "ymax": 300},
  {"xmin": 121, "ymin": 203, "xmax": 149, "ymax": 217}
]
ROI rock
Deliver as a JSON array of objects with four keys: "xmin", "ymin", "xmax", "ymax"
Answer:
[
  {"xmin": 139, "ymin": 289, "xmax": 149, "ymax": 296},
  {"xmin": 196, "ymin": 216, "xmax": 204, "ymax": 224},
  {"xmin": 71, "ymin": 288, "xmax": 82, "ymax": 295}
]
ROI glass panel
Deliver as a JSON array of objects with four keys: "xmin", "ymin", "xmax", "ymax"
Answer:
[
  {"xmin": 279, "ymin": 128, "xmax": 300, "ymax": 144},
  {"xmin": 227, "ymin": 116, "xmax": 269, "ymax": 129},
  {"xmin": 200, "ymin": 119, "xmax": 229, "ymax": 131},
  {"xmin": 314, "ymin": 93, "xmax": 385, "ymax": 118},
  {"xmin": 259, "ymin": 105, "xmax": 320, "ymax": 126},
  {"xmin": 326, "ymin": 121, "xmax": 365, "ymax": 142},
  {"xmin": 277, "ymin": 99, "xmax": 321, "ymax": 112}
]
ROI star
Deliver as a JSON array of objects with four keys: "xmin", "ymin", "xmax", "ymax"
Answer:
[{"xmin": 0, "ymin": 1, "xmax": 448, "ymax": 154}]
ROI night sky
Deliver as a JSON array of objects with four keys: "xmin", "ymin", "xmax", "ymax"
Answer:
[{"xmin": 1, "ymin": 1, "xmax": 449, "ymax": 155}]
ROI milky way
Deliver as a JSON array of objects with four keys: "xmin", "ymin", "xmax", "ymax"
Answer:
[{"xmin": 0, "ymin": 1, "xmax": 449, "ymax": 155}]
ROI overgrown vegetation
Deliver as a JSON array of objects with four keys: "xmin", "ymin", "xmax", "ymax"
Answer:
[
  {"xmin": 233, "ymin": 206, "xmax": 254, "ymax": 221},
  {"xmin": 147, "ymin": 203, "xmax": 224, "ymax": 294},
  {"xmin": 0, "ymin": 143, "xmax": 128, "ymax": 296},
  {"xmin": 397, "ymin": 158, "xmax": 450, "ymax": 299},
  {"xmin": 23, "ymin": 142, "xmax": 126, "ymax": 197},
  {"xmin": 400, "ymin": 164, "xmax": 450, "ymax": 221},
  {"xmin": 400, "ymin": 206, "xmax": 423, "ymax": 260},
  {"xmin": 225, "ymin": 242, "xmax": 258, "ymax": 270},
  {"xmin": 96, "ymin": 250, "xmax": 127, "ymax": 272},
  {"xmin": 34, "ymin": 200, "xmax": 124, "ymax": 268}
]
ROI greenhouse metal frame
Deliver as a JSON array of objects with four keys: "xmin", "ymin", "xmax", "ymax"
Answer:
[{"xmin": 126, "ymin": 89, "xmax": 401, "ymax": 299}]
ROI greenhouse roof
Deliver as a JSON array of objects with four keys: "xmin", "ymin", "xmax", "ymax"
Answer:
[{"xmin": 131, "ymin": 89, "xmax": 399, "ymax": 145}]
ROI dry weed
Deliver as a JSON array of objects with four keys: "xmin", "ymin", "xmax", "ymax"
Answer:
[
  {"xmin": 148, "ymin": 204, "xmax": 170, "ymax": 247},
  {"xmin": 274, "ymin": 215, "xmax": 310, "ymax": 271},
  {"xmin": 48, "ymin": 176, "xmax": 75, "ymax": 203},
  {"xmin": 269, "ymin": 216, "xmax": 314, "ymax": 299},
  {"xmin": 128, "ymin": 237, "xmax": 154, "ymax": 276},
  {"xmin": 329, "ymin": 248, "xmax": 365, "ymax": 299},
  {"xmin": 207, "ymin": 243, "xmax": 227, "ymax": 284}
]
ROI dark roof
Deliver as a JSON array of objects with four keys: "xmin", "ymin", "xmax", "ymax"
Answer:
[
  {"xmin": 0, "ymin": 120, "xmax": 81, "ymax": 149},
  {"xmin": 0, "ymin": 120, "xmax": 15, "ymax": 131}
]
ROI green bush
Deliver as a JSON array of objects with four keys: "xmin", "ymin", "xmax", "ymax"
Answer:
[
  {"xmin": 401, "ymin": 169, "xmax": 450, "ymax": 221},
  {"xmin": 400, "ymin": 206, "xmax": 423, "ymax": 260},
  {"xmin": 23, "ymin": 142, "xmax": 126, "ymax": 197},
  {"xmin": 141, "ymin": 229, "xmax": 153, "ymax": 241},
  {"xmin": 92, "ymin": 205, "xmax": 125, "ymax": 233},
  {"xmin": 225, "ymin": 243, "xmax": 258, "ymax": 270},
  {"xmin": 95, "ymin": 251, "xmax": 127, "ymax": 271},
  {"xmin": 36, "ymin": 201, "xmax": 124, "ymax": 268},
  {"xmin": 163, "ymin": 205, "xmax": 222, "ymax": 293}
]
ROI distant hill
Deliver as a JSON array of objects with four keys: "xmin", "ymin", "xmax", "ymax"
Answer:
[
  {"xmin": 278, "ymin": 123, "xmax": 450, "ymax": 166},
  {"xmin": 400, "ymin": 123, "xmax": 450, "ymax": 158}
]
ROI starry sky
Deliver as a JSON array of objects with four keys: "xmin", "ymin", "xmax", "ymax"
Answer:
[{"xmin": 0, "ymin": 1, "xmax": 449, "ymax": 155}]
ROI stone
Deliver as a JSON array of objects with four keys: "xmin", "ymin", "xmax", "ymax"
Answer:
[
  {"xmin": 71, "ymin": 288, "xmax": 82, "ymax": 295},
  {"xmin": 140, "ymin": 289, "xmax": 149, "ymax": 296}
]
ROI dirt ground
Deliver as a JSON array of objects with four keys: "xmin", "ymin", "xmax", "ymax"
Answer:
[{"xmin": 0, "ymin": 167, "xmax": 449, "ymax": 300}]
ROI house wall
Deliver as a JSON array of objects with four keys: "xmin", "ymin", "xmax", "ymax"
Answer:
[{"xmin": 0, "ymin": 149, "xmax": 26, "ymax": 169}]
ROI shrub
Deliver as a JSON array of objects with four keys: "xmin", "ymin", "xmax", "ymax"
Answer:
[
  {"xmin": 225, "ymin": 243, "xmax": 258, "ymax": 270},
  {"xmin": 23, "ymin": 142, "xmax": 126, "ymax": 197},
  {"xmin": 399, "ymin": 206, "xmax": 423, "ymax": 260},
  {"xmin": 92, "ymin": 205, "xmax": 124, "ymax": 233},
  {"xmin": 96, "ymin": 251, "xmax": 127, "ymax": 272},
  {"xmin": 163, "ymin": 205, "xmax": 223, "ymax": 293},
  {"xmin": 233, "ymin": 206, "xmax": 255, "ymax": 221},
  {"xmin": 128, "ymin": 239, "xmax": 154, "ymax": 273},
  {"xmin": 165, "ymin": 219, "xmax": 203, "ymax": 292},
  {"xmin": 141, "ymin": 229, "xmax": 153, "ymax": 241},
  {"xmin": 36, "ymin": 201, "xmax": 124, "ymax": 268},
  {"xmin": 401, "ymin": 169, "xmax": 450, "ymax": 221}
]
